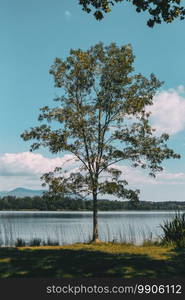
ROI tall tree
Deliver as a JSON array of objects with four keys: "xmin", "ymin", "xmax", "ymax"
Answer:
[
  {"xmin": 21, "ymin": 43, "xmax": 180, "ymax": 242},
  {"xmin": 79, "ymin": 0, "xmax": 185, "ymax": 27}
]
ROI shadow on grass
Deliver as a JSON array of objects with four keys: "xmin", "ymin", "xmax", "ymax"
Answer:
[{"xmin": 0, "ymin": 246, "xmax": 184, "ymax": 278}]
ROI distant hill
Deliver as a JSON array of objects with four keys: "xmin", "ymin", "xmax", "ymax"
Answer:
[{"xmin": 0, "ymin": 187, "xmax": 44, "ymax": 198}]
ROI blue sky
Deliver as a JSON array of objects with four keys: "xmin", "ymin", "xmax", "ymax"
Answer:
[{"xmin": 1, "ymin": 0, "xmax": 185, "ymax": 201}]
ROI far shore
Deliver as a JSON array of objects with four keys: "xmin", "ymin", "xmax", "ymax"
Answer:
[{"xmin": 0, "ymin": 208, "xmax": 185, "ymax": 212}]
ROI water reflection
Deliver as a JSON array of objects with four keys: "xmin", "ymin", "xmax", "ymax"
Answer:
[{"xmin": 0, "ymin": 211, "xmax": 178, "ymax": 246}]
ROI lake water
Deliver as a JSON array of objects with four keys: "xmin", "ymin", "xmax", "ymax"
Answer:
[{"xmin": 0, "ymin": 211, "xmax": 180, "ymax": 246}]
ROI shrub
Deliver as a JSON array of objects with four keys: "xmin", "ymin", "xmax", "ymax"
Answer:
[
  {"xmin": 160, "ymin": 212, "xmax": 185, "ymax": 247},
  {"xmin": 15, "ymin": 238, "xmax": 26, "ymax": 247},
  {"xmin": 28, "ymin": 238, "xmax": 42, "ymax": 246},
  {"xmin": 43, "ymin": 238, "xmax": 59, "ymax": 246}
]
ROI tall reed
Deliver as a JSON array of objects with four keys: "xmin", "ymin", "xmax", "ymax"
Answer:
[{"xmin": 0, "ymin": 218, "xmax": 159, "ymax": 247}]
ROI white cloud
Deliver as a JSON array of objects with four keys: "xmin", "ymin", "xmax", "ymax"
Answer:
[
  {"xmin": 107, "ymin": 164, "xmax": 185, "ymax": 186},
  {"xmin": 177, "ymin": 85, "xmax": 185, "ymax": 94},
  {"xmin": 0, "ymin": 152, "xmax": 76, "ymax": 176},
  {"xmin": 112, "ymin": 86, "xmax": 185, "ymax": 136},
  {"xmin": 1, "ymin": 152, "xmax": 185, "ymax": 194},
  {"xmin": 0, "ymin": 152, "xmax": 75, "ymax": 176},
  {"xmin": 109, "ymin": 165, "xmax": 156, "ymax": 185},
  {"xmin": 157, "ymin": 171, "xmax": 185, "ymax": 181},
  {"xmin": 149, "ymin": 86, "xmax": 185, "ymax": 135},
  {"xmin": 64, "ymin": 10, "xmax": 72, "ymax": 20},
  {"xmin": 0, "ymin": 152, "xmax": 78, "ymax": 190},
  {"xmin": 0, "ymin": 175, "xmax": 42, "ymax": 191}
]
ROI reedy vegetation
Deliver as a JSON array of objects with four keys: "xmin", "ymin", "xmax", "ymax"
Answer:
[
  {"xmin": 160, "ymin": 212, "xmax": 185, "ymax": 247},
  {"xmin": 0, "ymin": 212, "xmax": 185, "ymax": 248}
]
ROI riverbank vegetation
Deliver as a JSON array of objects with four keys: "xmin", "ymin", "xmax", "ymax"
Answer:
[
  {"xmin": 160, "ymin": 213, "xmax": 185, "ymax": 247},
  {"xmin": 0, "ymin": 217, "xmax": 159, "ymax": 247},
  {"xmin": 0, "ymin": 195, "xmax": 185, "ymax": 211},
  {"xmin": 0, "ymin": 212, "xmax": 185, "ymax": 248}
]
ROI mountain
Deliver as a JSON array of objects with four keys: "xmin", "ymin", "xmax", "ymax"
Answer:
[{"xmin": 0, "ymin": 187, "xmax": 45, "ymax": 198}]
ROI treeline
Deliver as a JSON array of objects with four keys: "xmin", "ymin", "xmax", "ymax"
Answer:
[{"xmin": 0, "ymin": 195, "xmax": 185, "ymax": 211}]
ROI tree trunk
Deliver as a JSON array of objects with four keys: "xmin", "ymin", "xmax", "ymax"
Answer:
[{"xmin": 91, "ymin": 191, "xmax": 101, "ymax": 243}]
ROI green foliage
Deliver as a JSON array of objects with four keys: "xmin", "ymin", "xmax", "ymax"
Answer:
[
  {"xmin": 21, "ymin": 42, "xmax": 180, "ymax": 241},
  {"xmin": 21, "ymin": 42, "xmax": 179, "ymax": 204},
  {"xmin": 15, "ymin": 238, "xmax": 26, "ymax": 247},
  {"xmin": 160, "ymin": 213, "xmax": 185, "ymax": 247},
  {"xmin": 29, "ymin": 238, "xmax": 42, "ymax": 247},
  {"xmin": 79, "ymin": 0, "xmax": 185, "ymax": 27},
  {"xmin": 1, "ymin": 195, "xmax": 185, "ymax": 211},
  {"xmin": 14, "ymin": 237, "xmax": 60, "ymax": 247},
  {"xmin": 42, "ymin": 239, "xmax": 60, "ymax": 246}
]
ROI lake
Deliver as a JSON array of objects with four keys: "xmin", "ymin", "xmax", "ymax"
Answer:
[{"xmin": 0, "ymin": 211, "xmax": 180, "ymax": 246}]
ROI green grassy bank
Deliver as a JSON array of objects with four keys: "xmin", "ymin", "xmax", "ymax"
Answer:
[{"xmin": 0, "ymin": 243, "xmax": 184, "ymax": 278}]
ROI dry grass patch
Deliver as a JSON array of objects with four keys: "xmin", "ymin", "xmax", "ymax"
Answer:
[{"xmin": 19, "ymin": 242, "xmax": 174, "ymax": 260}]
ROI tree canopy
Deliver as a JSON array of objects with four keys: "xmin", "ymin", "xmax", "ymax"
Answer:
[
  {"xmin": 79, "ymin": 0, "xmax": 185, "ymax": 27},
  {"xmin": 1, "ymin": 195, "xmax": 185, "ymax": 211},
  {"xmin": 21, "ymin": 42, "xmax": 180, "ymax": 241}
]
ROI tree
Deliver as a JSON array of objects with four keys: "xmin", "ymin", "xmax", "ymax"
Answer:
[
  {"xmin": 79, "ymin": 0, "xmax": 185, "ymax": 27},
  {"xmin": 21, "ymin": 43, "xmax": 180, "ymax": 242}
]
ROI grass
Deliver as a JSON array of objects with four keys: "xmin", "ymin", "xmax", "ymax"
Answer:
[
  {"xmin": 0, "ymin": 242, "xmax": 184, "ymax": 278},
  {"xmin": 0, "ymin": 213, "xmax": 184, "ymax": 278}
]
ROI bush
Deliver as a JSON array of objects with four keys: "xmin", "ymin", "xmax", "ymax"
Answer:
[
  {"xmin": 28, "ymin": 238, "xmax": 42, "ymax": 246},
  {"xmin": 160, "ymin": 212, "xmax": 185, "ymax": 247},
  {"xmin": 43, "ymin": 238, "xmax": 59, "ymax": 246},
  {"xmin": 14, "ymin": 237, "xmax": 60, "ymax": 247},
  {"xmin": 15, "ymin": 238, "xmax": 26, "ymax": 247}
]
